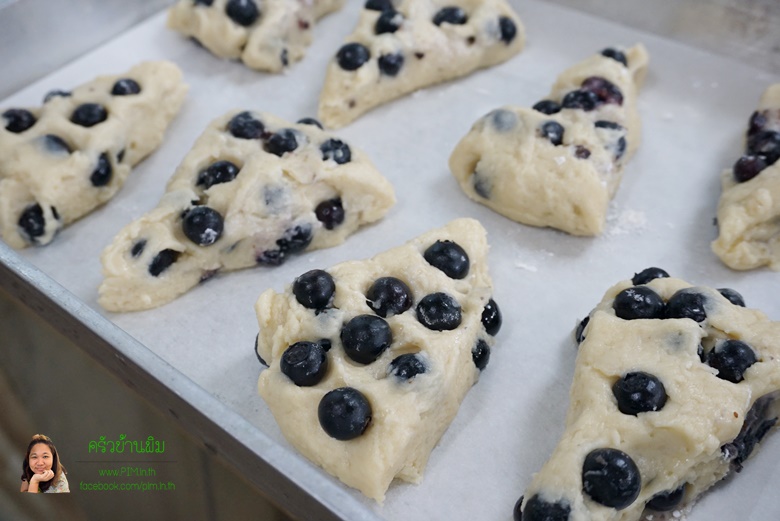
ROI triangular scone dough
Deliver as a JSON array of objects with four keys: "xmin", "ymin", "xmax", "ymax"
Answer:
[
  {"xmin": 255, "ymin": 218, "xmax": 502, "ymax": 501},
  {"xmin": 0, "ymin": 61, "xmax": 187, "ymax": 249},
  {"xmin": 450, "ymin": 45, "xmax": 648, "ymax": 236},
  {"xmin": 318, "ymin": 0, "xmax": 525, "ymax": 128},
  {"xmin": 99, "ymin": 111, "xmax": 395, "ymax": 312},
  {"xmin": 168, "ymin": 0, "xmax": 345, "ymax": 72},
  {"xmin": 516, "ymin": 274, "xmax": 780, "ymax": 521},
  {"xmin": 712, "ymin": 83, "xmax": 780, "ymax": 271}
]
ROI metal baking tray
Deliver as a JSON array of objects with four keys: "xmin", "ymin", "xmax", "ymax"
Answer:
[{"xmin": 1, "ymin": 1, "xmax": 779, "ymax": 519}]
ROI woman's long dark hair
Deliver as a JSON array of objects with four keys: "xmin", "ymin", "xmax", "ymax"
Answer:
[{"xmin": 21, "ymin": 434, "xmax": 66, "ymax": 492}]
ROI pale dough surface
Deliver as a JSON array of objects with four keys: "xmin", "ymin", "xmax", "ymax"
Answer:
[
  {"xmin": 520, "ymin": 276, "xmax": 780, "ymax": 521},
  {"xmin": 318, "ymin": 0, "xmax": 524, "ymax": 128},
  {"xmin": 256, "ymin": 218, "xmax": 496, "ymax": 501},
  {"xmin": 449, "ymin": 45, "xmax": 648, "ymax": 236},
  {"xmin": 168, "ymin": 0, "xmax": 345, "ymax": 72},
  {"xmin": 712, "ymin": 83, "xmax": 780, "ymax": 271},
  {"xmin": 0, "ymin": 61, "xmax": 187, "ymax": 249},
  {"xmin": 99, "ymin": 111, "xmax": 395, "ymax": 312}
]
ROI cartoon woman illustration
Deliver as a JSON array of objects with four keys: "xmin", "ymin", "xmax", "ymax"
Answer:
[{"xmin": 20, "ymin": 434, "xmax": 70, "ymax": 493}]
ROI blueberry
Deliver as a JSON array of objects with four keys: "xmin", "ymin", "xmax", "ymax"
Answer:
[
  {"xmin": 378, "ymin": 52, "xmax": 405, "ymax": 76},
  {"xmin": 612, "ymin": 286, "xmax": 665, "ymax": 320},
  {"xmin": 532, "ymin": 100, "xmax": 562, "ymax": 115},
  {"xmin": 42, "ymin": 134, "xmax": 72, "ymax": 154},
  {"xmin": 481, "ymin": 298, "xmax": 502, "ymax": 335},
  {"xmin": 43, "ymin": 90, "xmax": 71, "ymax": 103},
  {"xmin": 280, "ymin": 48, "xmax": 289, "ymax": 67},
  {"xmin": 315, "ymin": 198, "xmax": 345, "ymax": 230},
  {"xmin": 707, "ymin": 339, "xmax": 757, "ymax": 383},
  {"xmin": 575, "ymin": 315, "xmax": 589, "ymax": 344},
  {"xmin": 631, "ymin": 267, "xmax": 669, "ymax": 285},
  {"xmin": 318, "ymin": 387, "xmax": 372, "ymax": 440},
  {"xmin": 18, "ymin": 204, "xmax": 46, "ymax": 243},
  {"xmin": 375, "ymin": 9, "xmax": 402, "ymax": 34},
  {"xmin": 518, "ymin": 494, "xmax": 571, "ymax": 521},
  {"xmin": 227, "ymin": 111, "xmax": 264, "ymax": 139},
  {"xmin": 365, "ymin": 0, "xmax": 393, "ymax": 11},
  {"xmin": 320, "ymin": 139, "xmax": 351, "ymax": 164},
  {"xmin": 277, "ymin": 223, "xmax": 312, "ymax": 254},
  {"xmin": 182, "ymin": 206, "xmax": 224, "ymax": 246},
  {"xmin": 389, "ymin": 353, "xmax": 426, "ymax": 380},
  {"xmin": 90, "ymin": 152, "xmax": 113, "ymax": 187},
  {"xmin": 665, "ymin": 289, "xmax": 707, "ymax": 322},
  {"xmin": 423, "ymin": 240, "xmax": 469, "ymax": 279},
  {"xmin": 472, "ymin": 339, "xmax": 490, "ymax": 370},
  {"xmin": 600, "ymin": 48, "xmax": 628, "ymax": 66},
  {"xmin": 117, "ymin": 149, "xmax": 125, "ymax": 163},
  {"xmin": 612, "ymin": 372, "xmax": 667, "ymax": 415},
  {"xmin": 561, "ymin": 90, "xmax": 599, "ymax": 111},
  {"xmin": 646, "ymin": 485, "xmax": 685, "ymax": 511},
  {"xmin": 148, "ymin": 249, "xmax": 179, "ymax": 276},
  {"xmin": 733, "ymin": 155, "xmax": 769, "ymax": 183},
  {"xmin": 488, "ymin": 109, "xmax": 518, "ymax": 131},
  {"xmin": 498, "ymin": 16, "xmax": 517, "ymax": 44},
  {"xmin": 111, "ymin": 78, "xmax": 141, "ymax": 95},
  {"xmin": 513, "ymin": 496, "xmax": 524, "ymax": 521},
  {"xmin": 281, "ymin": 341, "xmax": 328, "ymax": 387},
  {"xmin": 574, "ymin": 146, "xmax": 591, "ymax": 159},
  {"xmin": 582, "ymin": 448, "xmax": 641, "ymax": 509},
  {"xmin": 416, "ymin": 292, "xmax": 462, "ymax": 331},
  {"xmin": 366, "ymin": 277, "xmax": 413, "ymax": 318},
  {"xmin": 254, "ymin": 334, "xmax": 268, "ymax": 367},
  {"xmin": 433, "ymin": 7, "xmax": 468, "ymax": 26},
  {"xmin": 131, "ymin": 240, "xmax": 146, "ymax": 258},
  {"xmin": 718, "ymin": 287, "xmax": 745, "ymax": 307},
  {"xmin": 265, "ymin": 129, "xmax": 300, "ymax": 156},
  {"xmin": 581, "ymin": 76, "xmax": 623, "ymax": 105},
  {"xmin": 3, "ymin": 108, "xmax": 36, "ymax": 133},
  {"xmin": 225, "ymin": 0, "xmax": 260, "ymax": 26},
  {"xmin": 297, "ymin": 117, "xmax": 323, "ymax": 129},
  {"xmin": 340, "ymin": 315, "xmax": 392, "ymax": 364},
  {"xmin": 336, "ymin": 43, "xmax": 370, "ymax": 71},
  {"xmin": 473, "ymin": 171, "xmax": 491, "ymax": 198},
  {"xmin": 194, "ymin": 0, "xmax": 213, "ymax": 5},
  {"xmin": 539, "ymin": 121, "xmax": 564, "ymax": 146},
  {"xmin": 70, "ymin": 103, "xmax": 107, "ymax": 127},
  {"xmin": 594, "ymin": 120, "xmax": 623, "ymax": 131},
  {"xmin": 197, "ymin": 160, "xmax": 240, "ymax": 189},
  {"xmin": 747, "ymin": 110, "xmax": 768, "ymax": 137},
  {"xmin": 293, "ymin": 269, "xmax": 335, "ymax": 311},
  {"xmin": 746, "ymin": 130, "xmax": 780, "ymax": 165}
]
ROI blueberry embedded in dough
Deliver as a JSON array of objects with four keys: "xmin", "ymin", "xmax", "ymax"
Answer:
[
  {"xmin": 90, "ymin": 153, "xmax": 113, "ymax": 187},
  {"xmin": 706, "ymin": 339, "xmax": 757, "ymax": 383},
  {"xmin": 319, "ymin": 139, "xmax": 351, "ymax": 164},
  {"xmin": 517, "ymin": 494, "xmax": 571, "ymax": 521},
  {"xmin": 70, "ymin": 103, "xmax": 108, "ymax": 128},
  {"xmin": 665, "ymin": 288, "xmax": 708, "ymax": 322},
  {"xmin": 314, "ymin": 198, "xmax": 345, "ymax": 229},
  {"xmin": 389, "ymin": 353, "xmax": 427, "ymax": 380},
  {"xmin": 631, "ymin": 266, "xmax": 670, "ymax": 286},
  {"xmin": 612, "ymin": 371, "xmax": 668, "ymax": 415},
  {"xmin": 612, "ymin": 286, "xmax": 665, "ymax": 320},
  {"xmin": 181, "ymin": 206, "xmax": 225, "ymax": 246},
  {"xmin": 600, "ymin": 47, "xmax": 628, "ymax": 66},
  {"xmin": 2, "ymin": 108, "xmax": 37, "ymax": 133},
  {"xmin": 582, "ymin": 448, "xmax": 641, "ymax": 509},
  {"xmin": 293, "ymin": 269, "xmax": 336, "ymax": 311},
  {"xmin": 471, "ymin": 339, "xmax": 490, "ymax": 370},
  {"xmin": 226, "ymin": 111, "xmax": 265, "ymax": 139},
  {"xmin": 225, "ymin": 0, "xmax": 260, "ymax": 27},
  {"xmin": 423, "ymin": 239, "xmax": 470, "ymax": 279},
  {"xmin": 280, "ymin": 341, "xmax": 329, "ymax": 387},
  {"xmin": 340, "ymin": 314, "xmax": 393, "ymax": 364},
  {"xmin": 365, "ymin": 276, "xmax": 413, "ymax": 318},
  {"xmin": 318, "ymin": 387, "xmax": 372, "ymax": 440},
  {"xmin": 416, "ymin": 292, "xmax": 462, "ymax": 331},
  {"xmin": 539, "ymin": 121, "xmax": 564, "ymax": 146},
  {"xmin": 43, "ymin": 90, "xmax": 71, "ymax": 103},
  {"xmin": 196, "ymin": 160, "xmax": 241, "ymax": 188},
  {"xmin": 717, "ymin": 287, "xmax": 746, "ymax": 307},
  {"xmin": 336, "ymin": 43, "xmax": 371, "ymax": 71},
  {"xmin": 111, "ymin": 78, "xmax": 142, "ymax": 96},
  {"xmin": 481, "ymin": 298, "xmax": 502, "ymax": 335},
  {"xmin": 264, "ymin": 128, "xmax": 304, "ymax": 156},
  {"xmin": 532, "ymin": 100, "xmax": 561, "ymax": 115},
  {"xmin": 432, "ymin": 6, "xmax": 468, "ymax": 26}
]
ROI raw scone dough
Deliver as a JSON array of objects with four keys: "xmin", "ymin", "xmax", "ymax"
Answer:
[
  {"xmin": 516, "ymin": 272, "xmax": 780, "ymax": 521},
  {"xmin": 0, "ymin": 61, "xmax": 187, "ymax": 249},
  {"xmin": 168, "ymin": 0, "xmax": 345, "ymax": 72},
  {"xmin": 99, "ymin": 111, "xmax": 395, "ymax": 312},
  {"xmin": 712, "ymin": 83, "xmax": 780, "ymax": 271},
  {"xmin": 450, "ymin": 45, "xmax": 648, "ymax": 236},
  {"xmin": 318, "ymin": 0, "xmax": 524, "ymax": 128},
  {"xmin": 255, "ymin": 218, "xmax": 501, "ymax": 501}
]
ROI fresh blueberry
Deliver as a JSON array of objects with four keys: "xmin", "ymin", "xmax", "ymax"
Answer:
[
  {"xmin": 131, "ymin": 240, "xmax": 146, "ymax": 258},
  {"xmin": 281, "ymin": 341, "xmax": 328, "ymax": 387},
  {"xmin": 18, "ymin": 204, "xmax": 46, "ymax": 244},
  {"xmin": 612, "ymin": 372, "xmax": 667, "ymax": 415},
  {"xmin": 488, "ymin": 109, "xmax": 518, "ymax": 131},
  {"xmin": 733, "ymin": 155, "xmax": 768, "ymax": 183},
  {"xmin": 194, "ymin": 0, "xmax": 213, "ymax": 5},
  {"xmin": 227, "ymin": 111, "xmax": 265, "ymax": 139},
  {"xmin": 416, "ymin": 292, "xmax": 462, "ymax": 331},
  {"xmin": 43, "ymin": 90, "xmax": 71, "ymax": 103},
  {"xmin": 481, "ymin": 298, "xmax": 502, "ymax": 335},
  {"xmin": 665, "ymin": 289, "xmax": 707, "ymax": 322},
  {"xmin": 265, "ymin": 129, "xmax": 300, "ymax": 156},
  {"xmin": 225, "ymin": 0, "xmax": 260, "ymax": 26},
  {"xmin": 182, "ymin": 206, "xmax": 224, "ymax": 246},
  {"xmin": 366, "ymin": 277, "xmax": 413, "ymax": 318},
  {"xmin": 90, "ymin": 152, "xmax": 113, "ymax": 187},
  {"xmin": 747, "ymin": 110, "xmax": 768, "ymax": 137},
  {"xmin": 594, "ymin": 120, "xmax": 623, "ymax": 131},
  {"xmin": 336, "ymin": 43, "xmax": 370, "ymax": 71},
  {"xmin": 340, "ymin": 315, "xmax": 392, "ymax": 364},
  {"xmin": 518, "ymin": 494, "xmax": 571, "ymax": 521},
  {"xmin": 70, "ymin": 103, "xmax": 107, "ymax": 127},
  {"xmin": 582, "ymin": 448, "xmax": 641, "ymax": 509},
  {"xmin": 718, "ymin": 287, "xmax": 745, "ymax": 307},
  {"xmin": 746, "ymin": 130, "xmax": 780, "ymax": 165},
  {"xmin": 513, "ymin": 496, "xmax": 524, "ymax": 521},
  {"xmin": 297, "ymin": 117, "xmax": 323, "ymax": 129},
  {"xmin": 375, "ymin": 9, "xmax": 402, "ymax": 34},
  {"xmin": 293, "ymin": 269, "xmax": 335, "ymax": 311},
  {"xmin": 539, "ymin": 121, "xmax": 564, "ymax": 146},
  {"xmin": 601, "ymin": 48, "xmax": 628, "ymax": 66},
  {"xmin": 3, "ymin": 108, "xmax": 36, "ymax": 133},
  {"xmin": 433, "ymin": 6, "xmax": 468, "ymax": 26},
  {"xmin": 473, "ymin": 171, "xmax": 491, "ymax": 198},
  {"xmin": 315, "ymin": 198, "xmax": 345, "ymax": 230},
  {"xmin": 320, "ymin": 139, "xmax": 351, "ymax": 164},
  {"xmin": 148, "ymin": 249, "xmax": 179, "ymax": 276},
  {"xmin": 318, "ymin": 387, "xmax": 372, "ymax": 440},
  {"xmin": 581, "ymin": 76, "xmax": 623, "ymax": 105},
  {"xmin": 378, "ymin": 52, "xmax": 405, "ymax": 76},
  {"xmin": 498, "ymin": 16, "xmax": 517, "ymax": 44},
  {"xmin": 389, "ymin": 353, "xmax": 426, "ymax": 380},
  {"xmin": 574, "ymin": 146, "xmax": 591, "ymax": 159},
  {"xmin": 365, "ymin": 0, "xmax": 393, "ymax": 11},
  {"xmin": 423, "ymin": 240, "xmax": 469, "ymax": 279},
  {"xmin": 575, "ymin": 315, "xmax": 589, "ymax": 344},
  {"xmin": 254, "ymin": 334, "xmax": 268, "ymax": 367},
  {"xmin": 532, "ymin": 100, "xmax": 562, "ymax": 115},
  {"xmin": 631, "ymin": 267, "xmax": 669, "ymax": 285},
  {"xmin": 646, "ymin": 485, "xmax": 685, "ymax": 511},
  {"xmin": 197, "ymin": 160, "xmax": 240, "ymax": 189},
  {"xmin": 472, "ymin": 339, "xmax": 490, "ymax": 370},
  {"xmin": 612, "ymin": 286, "xmax": 665, "ymax": 320},
  {"xmin": 707, "ymin": 339, "xmax": 757, "ymax": 383},
  {"xmin": 111, "ymin": 78, "xmax": 141, "ymax": 95},
  {"xmin": 561, "ymin": 90, "xmax": 600, "ymax": 111},
  {"xmin": 42, "ymin": 135, "xmax": 72, "ymax": 154},
  {"xmin": 258, "ymin": 225, "xmax": 313, "ymax": 265}
]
